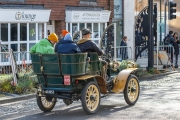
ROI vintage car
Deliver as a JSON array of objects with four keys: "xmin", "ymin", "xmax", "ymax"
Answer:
[{"xmin": 31, "ymin": 52, "xmax": 139, "ymax": 115}]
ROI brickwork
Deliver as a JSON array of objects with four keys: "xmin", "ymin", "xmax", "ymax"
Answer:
[{"xmin": 0, "ymin": 0, "xmax": 114, "ymax": 33}]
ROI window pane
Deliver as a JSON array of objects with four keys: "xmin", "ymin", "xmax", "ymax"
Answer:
[
  {"xmin": 87, "ymin": 23, "xmax": 92, "ymax": 30},
  {"xmin": 79, "ymin": 23, "xmax": 85, "ymax": 30},
  {"xmin": 20, "ymin": 23, "xmax": 27, "ymax": 41},
  {"xmin": 20, "ymin": 43, "xmax": 27, "ymax": 60},
  {"xmin": 100, "ymin": 23, "xmax": 105, "ymax": 38},
  {"xmin": 11, "ymin": 44, "xmax": 18, "ymax": 51},
  {"xmin": 68, "ymin": 23, "xmax": 70, "ymax": 32},
  {"xmin": 29, "ymin": 43, "xmax": 35, "ymax": 60},
  {"xmin": 1, "ymin": 24, "xmax": 8, "ymax": 41},
  {"xmin": 72, "ymin": 23, "xmax": 78, "ymax": 36},
  {"xmin": 0, "ymin": 44, "xmax": 8, "ymax": 52},
  {"xmin": 29, "ymin": 23, "xmax": 36, "ymax": 40},
  {"xmin": 11, "ymin": 23, "xmax": 17, "ymax": 41},
  {"xmin": 38, "ymin": 23, "xmax": 44, "ymax": 40},
  {"xmin": 20, "ymin": 43, "xmax": 27, "ymax": 51},
  {"xmin": 93, "ymin": 23, "xmax": 99, "ymax": 38},
  {"xmin": 0, "ymin": 44, "xmax": 8, "ymax": 62},
  {"xmin": 87, "ymin": 23, "xmax": 92, "ymax": 38}
]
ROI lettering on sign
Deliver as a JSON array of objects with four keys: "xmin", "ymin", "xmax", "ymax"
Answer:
[
  {"xmin": 15, "ymin": 11, "xmax": 36, "ymax": 21},
  {"xmin": 64, "ymin": 75, "xmax": 70, "ymax": 85},
  {"xmin": 114, "ymin": 5, "xmax": 120, "ymax": 12},
  {"xmin": 82, "ymin": 13, "xmax": 100, "ymax": 17}
]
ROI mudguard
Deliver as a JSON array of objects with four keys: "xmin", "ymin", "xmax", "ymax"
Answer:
[{"xmin": 111, "ymin": 68, "xmax": 138, "ymax": 93}]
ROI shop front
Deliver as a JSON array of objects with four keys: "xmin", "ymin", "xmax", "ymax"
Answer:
[
  {"xmin": 65, "ymin": 10, "xmax": 111, "ymax": 46},
  {"xmin": 0, "ymin": 9, "xmax": 51, "ymax": 63}
]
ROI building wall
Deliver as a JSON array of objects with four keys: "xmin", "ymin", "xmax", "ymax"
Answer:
[
  {"xmin": 135, "ymin": 0, "xmax": 180, "ymax": 35},
  {"xmin": 124, "ymin": 0, "xmax": 135, "ymax": 59},
  {"xmin": 0, "ymin": 0, "xmax": 112, "ymax": 35}
]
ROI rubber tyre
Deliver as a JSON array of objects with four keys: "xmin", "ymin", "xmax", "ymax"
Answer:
[
  {"xmin": 36, "ymin": 95, "xmax": 57, "ymax": 112},
  {"xmin": 81, "ymin": 81, "xmax": 101, "ymax": 115},
  {"xmin": 124, "ymin": 74, "xmax": 140, "ymax": 105}
]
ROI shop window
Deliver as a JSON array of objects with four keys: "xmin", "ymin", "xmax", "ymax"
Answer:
[
  {"xmin": 20, "ymin": 43, "xmax": 27, "ymax": 60},
  {"xmin": 20, "ymin": 23, "xmax": 27, "ymax": 41},
  {"xmin": 0, "ymin": 23, "xmax": 8, "ymax": 41},
  {"xmin": 29, "ymin": 23, "xmax": 36, "ymax": 41},
  {"xmin": 38, "ymin": 23, "xmax": 44, "ymax": 40},
  {"xmin": 10, "ymin": 23, "xmax": 17, "ymax": 41}
]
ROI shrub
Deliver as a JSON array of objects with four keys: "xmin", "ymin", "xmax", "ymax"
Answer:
[{"xmin": 0, "ymin": 71, "xmax": 37, "ymax": 94}]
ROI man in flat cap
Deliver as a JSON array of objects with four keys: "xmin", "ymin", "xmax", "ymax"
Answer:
[
  {"xmin": 77, "ymin": 28, "xmax": 103, "ymax": 56},
  {"xmin": 77, "ymin": 28, "xmax": 108, "ymax": 81}
]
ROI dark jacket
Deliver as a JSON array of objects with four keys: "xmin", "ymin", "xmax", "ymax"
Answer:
[
  {"xmin": 173, "ymin": 37, "xmax": 180, "ymax": 55},
  {"xmin": 57, "ymin": 34, "xmax": 81, "ymax": 54},
  {"xmin": 120, "ymin": 40, "xmax": 128, "ymax": 60},
  {"xmin": 55, "ymin": 37, "xmax": 63, "ymax": 52},
  {"xmin": 77, "ymin": 38, "xmax": 103, "ymax": 56}
]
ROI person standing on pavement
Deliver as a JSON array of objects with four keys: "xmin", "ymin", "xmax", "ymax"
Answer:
[
  {"xmin": 120, "ymin": 36, "xmax": 128, "ymax": 60},
  {"xmin": 30, "ymin": 33, "xmax": 58, "ymax": 54},
  {"xmin": 173, "ymin": 32, "xmax": 179, "ymax": 68},
  {"xmin": 164, "ymin": 31, "xmax": 175, "ymax": 64}
]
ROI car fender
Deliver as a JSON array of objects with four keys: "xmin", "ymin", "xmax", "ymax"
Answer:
[{"xmin": 111, "ymin": 68, "xmax": 138, "ymax": 93}]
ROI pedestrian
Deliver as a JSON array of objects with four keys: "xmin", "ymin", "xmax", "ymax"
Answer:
[
  {"xmin": 54, "ymin": 30, "xmax": 69, "ymax": 52},
  {"xmin": 173, "ymin": 32, "xmax": 179, "ymax": 68},
  {"xmin": 57, "ymin": 33, "xmax": 81, "ymax": 54},
  {"xmin": 120, "ymin": 36, "xmax": 128, "ymax": 60},
  {"xmin": 164, "ymin": 31, "xmax": 175, "ymax": 64},
  {"xmin": 30, "ymin": 33, "xmax": 58, "ymax": 54}
]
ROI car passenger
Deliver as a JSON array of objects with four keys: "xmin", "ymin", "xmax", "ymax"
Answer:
[
  {"xmin": 57, "ymin": 33, "xmax": 81, "ymax": 54},
  {"xmin": 30, "ymin": 33, "xmax": 58, "ymax": 54},
  {"xmin": 77, "ymin": 28, "xmax": 103, "ymax": 56},
  {"xmin": 55, "ymin": 30, "xmax": 69, "ymax": 52}
]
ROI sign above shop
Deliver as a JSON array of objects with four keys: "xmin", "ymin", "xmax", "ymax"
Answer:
[
  {"xmin": 65, "ymin": 10, "xmax": 111, "ymax": 23},
  {"xmin": 0, "ymin": 9, "xmax": 51, "ymax": 22}
]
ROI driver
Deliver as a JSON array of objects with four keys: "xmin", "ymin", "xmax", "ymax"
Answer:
[{"xmin": 77, "ymin": 28, "xmax": 103, "ymax": 56}]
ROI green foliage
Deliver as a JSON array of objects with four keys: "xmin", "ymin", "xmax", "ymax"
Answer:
[
  {"xmin": 0, "ymin": 72, "xmax": 37, "ymax": 94},
  {"xmin": 119, "ymin": 60, "xmax": 128, "ymax": 71}
]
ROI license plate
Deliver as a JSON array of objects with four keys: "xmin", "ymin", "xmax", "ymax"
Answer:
[
  {"xmin": 44, "ymin": 90, "xmax": 54, "ymax": 94},
  {"xmin": 64, "ymin": 75, "xmax": 70, "ymax": 85}
]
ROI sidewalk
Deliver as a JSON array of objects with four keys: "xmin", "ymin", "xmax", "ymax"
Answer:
[{"xmin": 0, "ymin": 67, "xmax": 179, "ymax": 105}]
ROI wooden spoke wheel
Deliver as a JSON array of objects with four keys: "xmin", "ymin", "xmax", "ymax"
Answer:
[
  {"xmin": 81, "ymin": 81, "xmax": 101, "ymax": 115},
  {"xmin": 37, "ymin": 96, "xmax": 57, "ymax": 112},
  {"xmin": 124, "ymin": 75, "xmax": 140, "ymax": 105}
]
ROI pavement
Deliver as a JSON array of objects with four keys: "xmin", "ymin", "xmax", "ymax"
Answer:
[{"xmin": 0, "ymin": 67, "xmax": 179, "ymax": 105}]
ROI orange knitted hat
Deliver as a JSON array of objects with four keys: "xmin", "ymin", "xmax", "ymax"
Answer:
[{"xmin": 61, "ymin": 30, "xmax": 69, "ymax": 37}]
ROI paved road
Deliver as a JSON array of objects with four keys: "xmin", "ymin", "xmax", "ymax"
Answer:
[{"xmin": 0, "ymin": 73, "xmax": 180, "ymax": 120}]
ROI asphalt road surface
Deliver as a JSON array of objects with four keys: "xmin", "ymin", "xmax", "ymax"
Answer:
[{"xmin": 0, "ymin": 73, "xmax": 180, "ymax": 120}]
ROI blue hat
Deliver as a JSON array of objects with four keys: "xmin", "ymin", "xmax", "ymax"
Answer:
[{"xmin": 64, "ymin": 33, "xmax": 72, "ymax": 41}]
